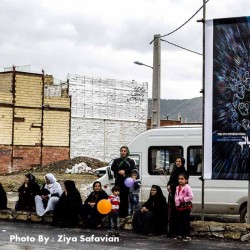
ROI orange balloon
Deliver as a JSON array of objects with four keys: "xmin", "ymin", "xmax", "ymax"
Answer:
[{"xmin": 97, "ymin": 199, "xmax": 112, "ymax": 214}]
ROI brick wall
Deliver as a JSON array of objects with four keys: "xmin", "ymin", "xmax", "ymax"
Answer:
[
  {"xmin": 42, "ymin": 147, "xmax": 69, "ymax": 166},
  {"xmin": 0, "ymin": 146, "xmax": 12, "ymax": 173},
  {"xmin": 12, "ymin": 146, "xmax": 41, "ymax": 171},
  {"xmin": 0, "ymin": 71, "xmax": 70, "ymax": 173},
  {"xmin": 0, "ymin": 146, "xmax": 69, "ymax": 173}
]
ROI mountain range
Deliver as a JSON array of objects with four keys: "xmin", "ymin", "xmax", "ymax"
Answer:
[{"xmin": 148, "ymin": 97, "xmax": 202, "ymax": 123}]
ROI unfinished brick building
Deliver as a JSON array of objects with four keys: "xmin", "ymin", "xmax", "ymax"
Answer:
[{"xmin": 0, "ymin": 68, "xmax": 70, "ymax": 173}]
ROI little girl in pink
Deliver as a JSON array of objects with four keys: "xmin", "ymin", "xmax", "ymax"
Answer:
[{"xmin": 174, "ymin": 172, "xmax": 193, "ymax": 241}]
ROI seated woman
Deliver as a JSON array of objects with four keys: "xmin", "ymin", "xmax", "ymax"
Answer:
[
  {"xmin": 0, "ymin": 183, "xmax": 8, "ymax": 210},
  {"xmin": 52, "ymin": 180, "xmax": 82, "ymax": 227},
  {"xmin": 15, "ymin": 174, "xmax": 40, "ymax": 211},
  {"xmin": 132, "ymin": 185, "xmax": 168, "ymax": 236},
  {"xmin": 81, "ymin": 181, "xmax": 108, "ymax": 228},
  {"xmin": 35, "ymin": 173, "xmax": 62, "ymax": 216}
]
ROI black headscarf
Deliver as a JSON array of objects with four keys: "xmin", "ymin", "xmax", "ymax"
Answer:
[
  {"xmin": 85, "ymin": 181, "xmax": 108, "ymax": 204},
  {"xmin": 171, "ymin": 156, "xmax": 186, "ymax": 173},
  {"xmin": 64, "ymin": 180, "xmax": 79, "ymax": 196},
  {"xmin": 167, "ymin": 156, "xmax": 188, "ymax": 195},
  {"xmin": 143, "ymin": 185, "xmax": 167, "ymax": 211},
  {"xmin": 150, "ymin": 185, "xmax": 164, "ymax": 198},
  {"xmin": 52, "ymin": 180, "xmax": 82, "ymax": 227},
  {"xmin": 92, "ymin": 181, "xmax": 103, "ymax": 191},
  {"xmin": 25, "ymin": 174, "xmax": 36, "ymax": 187}
]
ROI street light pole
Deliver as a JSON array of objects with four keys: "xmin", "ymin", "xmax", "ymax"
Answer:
[
  {"xmin": 151, "ymin": 34, "xmax": 161, "ymax": 129},
  {"xmin": 134, "ymin": 61, "xmax": 153, "ymax": 69}
]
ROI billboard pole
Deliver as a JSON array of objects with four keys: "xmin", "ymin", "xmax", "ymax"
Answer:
[{"xmin": 247, "ymin": 182, "xmax": 250, "ymax": 223}]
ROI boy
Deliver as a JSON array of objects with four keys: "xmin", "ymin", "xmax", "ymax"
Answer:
[
  {"xmin": 128, "ymin": 169, "xmax": 141, "ymax": 215},
  {"xmin": 108, "ymin": 186, "xmax": 120, "ymax": 236}
]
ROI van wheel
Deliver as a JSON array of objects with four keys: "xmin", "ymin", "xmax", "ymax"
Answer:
[{"xmin": 240, "ymin": 204, "xmax": 247, "ymax": 223}]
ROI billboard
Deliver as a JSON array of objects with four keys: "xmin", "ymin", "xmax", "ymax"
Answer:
[{"xmin": 204, "ymin": 16, "xmax": 250, "ymax": 180}]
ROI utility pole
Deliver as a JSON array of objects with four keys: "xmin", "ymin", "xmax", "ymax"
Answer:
[
  {"xmin": 201, "ymin": 0, "xmax": 206, "ymax": 222},
  {"xmin": 151, "ymin": 34, "xmax": 161, "ymax": 129}
]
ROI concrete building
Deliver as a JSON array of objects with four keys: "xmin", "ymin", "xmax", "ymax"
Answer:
[{"xmin": 68, "ymin": 75, "xmax": 148, "ymax": 162}]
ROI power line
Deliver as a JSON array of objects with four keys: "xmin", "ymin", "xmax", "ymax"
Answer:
[
  {"xmin": 161, "ymin": 0, "xmax": 210, "ymax": 38},
  {"xmin": 161, "ymin": 39, "xmax": 202, "ymax": 55},
  {"xmin": 150, "ymin": 0, "xmax": 210, "ymax": 44}
]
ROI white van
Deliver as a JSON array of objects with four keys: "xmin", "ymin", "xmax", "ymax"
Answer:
[
  {"xmin": 86, "ymin": 161, "xmax": 115, "ymax": 196},
  {"xmin": 87, "ymin": 125, "xmax": 248, "ymax": 222}
]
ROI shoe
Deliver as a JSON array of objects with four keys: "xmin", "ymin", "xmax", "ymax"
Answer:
[
  {"xmin": 173, "ymin": 236, "xmax": 182, "ymax": 240},
  {"xmin": 114, "ymin": 231, "xmax": 119, "ymax": 237},
  {"xmin": 183, "ymin": 236, "xmax": 191, "ymax": 241},
  {"xmin": 108, "ymin": 231, "xmax": 113, "ymax": 237}
]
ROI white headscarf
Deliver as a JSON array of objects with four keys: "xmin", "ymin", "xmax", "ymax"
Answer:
[
  {"xmin": 44, "ymin": 173, "xmax": 62, "ymax": 196},
  {"xmin": 45, "ymin": 173, "xmax": 57, "ymax": 186}
]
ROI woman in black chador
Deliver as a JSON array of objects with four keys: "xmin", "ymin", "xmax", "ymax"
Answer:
[
  {"xmin": 132, "ymin": 185, "xmax": 168, "ymax": 236},
  {"xmin": 167, "ymin": 156, "xmax": 188, "ymax": 237},
  {"xmin": 15, "ymin": 174, "xmax": 40, "ymax": 211},
  {"xmin": 111, "ymin": 146, "xmax": 136, "ymax": 217},
  {"xmin": 0, "ymin": 183, "xmax": 8, "ymax": 210},
  {"xmin": 81, "ymin": 181, "xmax": 108, "ymax": 228},
  {"xmin": 52, "ymin": 180, "xmax": 82, "ymax": 227}
]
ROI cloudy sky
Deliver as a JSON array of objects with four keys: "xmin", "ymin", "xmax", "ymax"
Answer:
[{"xmin": 0, "ymin": 0, "xmax": 249, "ymax": 99}]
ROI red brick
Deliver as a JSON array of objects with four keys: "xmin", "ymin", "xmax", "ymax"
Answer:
[{"xmin": 0, "ymin": 146, "xmax": 69, "ymax": 173}]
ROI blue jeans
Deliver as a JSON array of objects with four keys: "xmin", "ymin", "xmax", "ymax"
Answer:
[
  {"xmin": 129, "ymin": 193, "xmax": 139, "ymax": 215},
  {"xmin": 108, "ymin": 211, "xmax": 119, "ymax": 231}
]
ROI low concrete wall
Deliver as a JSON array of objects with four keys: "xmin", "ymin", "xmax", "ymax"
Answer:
[
  {"xmin": 190, "ymin": 221, "xmax": 250, "ymax": 241},
  {"xmin": 0, "ymin": 209, "xmax": 250, "ymax": 242}
]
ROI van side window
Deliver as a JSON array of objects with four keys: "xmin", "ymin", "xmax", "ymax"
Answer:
[
  {"xmin": 148, "ymin": 146, "xmax": 183, "ymax": 175},
  {"xmin": 129, "ymin": 154, "xmax": 140, "ymax": 170},
  {"xmin": 187, "ymin": 146, "xmax": 202, "ymax": 175}
]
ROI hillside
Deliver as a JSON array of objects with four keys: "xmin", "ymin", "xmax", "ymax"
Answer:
[{"xmin": 148, "ymin": 97, "xmax": 202, "ymax": 123}]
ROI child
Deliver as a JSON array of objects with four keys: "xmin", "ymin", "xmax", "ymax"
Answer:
[
  {"xmin": 108, "ymin": 186, "xmax": 120, "ymax": 236},
  {"xmin": 174, "ymin": 172, "xmax": 193, "ymax": 241},
  {"xmin": 128, "ymin": 169, "xmax": 141, "ymax": 215}
]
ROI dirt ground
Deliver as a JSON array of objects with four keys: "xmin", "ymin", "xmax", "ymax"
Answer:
[{"xmin": 0, "ymin": 157, "xmax": 108, "ymax": 208}]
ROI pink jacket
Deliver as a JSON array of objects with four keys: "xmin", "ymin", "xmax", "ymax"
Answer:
[{"xmin": 175, "ymin": 184, "xmax": 193, "ymax": 207}]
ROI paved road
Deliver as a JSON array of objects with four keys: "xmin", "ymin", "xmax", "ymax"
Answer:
[{"xmin": 0, "ymin": 221, "xmax": 248, "ymax": 250}]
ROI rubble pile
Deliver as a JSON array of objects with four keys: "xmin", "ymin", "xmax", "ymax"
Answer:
[{"xmin": 32, "ymin": 156, "xmax": 108, "ymax": 173}]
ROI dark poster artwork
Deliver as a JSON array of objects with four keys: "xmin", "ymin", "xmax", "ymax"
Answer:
[{"xmin": 212, "ymin": 16, "xmax": 250, "ymax": 179}]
